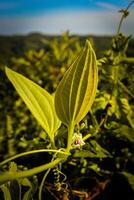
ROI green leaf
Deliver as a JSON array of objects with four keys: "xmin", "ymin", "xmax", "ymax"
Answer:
[
  {"xmin": 113, "ymin": 125, "xmax": 134, "ymax": 143},
  {"xmin": 74, "ymin": 140, "xmax": 110, "ymax": 158},
  {"xmin": 121, "ymin": 172, "xmax": 134, "ymax": 191},
  {"xmin": 6, "ymin": 67, "xmax": 61, "ymax": 142},
  {"xmin": 10, "ymin": 180, "xmax": 21, "ymax": 200},
  {"xmin": 55, "ymin": 40, "xmax": 98, "ymax": 126},
  {"xmin": 22, "ymin": 189, "xmax": 32, "ymax": 200},
  {"xmin": 21, "ymin": 178, "xmax": 33, "ymax": 200},
  {"xmin": 21, "ymin": 178, "xmax": 32, "ymax": 188},
  {"xmin": 0, "ymin": 185, "xmax": 12, "ymax": 200}
]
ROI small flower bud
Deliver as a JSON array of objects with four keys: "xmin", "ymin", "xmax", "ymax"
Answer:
[{"xmin": 72, "ymin": 133, "xmax": 85, "ymax": 148}]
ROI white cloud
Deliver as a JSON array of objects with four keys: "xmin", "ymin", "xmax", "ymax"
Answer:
[
  {"xmin": 96, "ymin": 1, "xmax": 119, "ymax": 11},
  {"xmin": 0, "ymin": 10, "xmax": 134, "ymax": 35},
  {"xmin": 0, "ymin": 2, "xmax": 17, "ymax": 10}
]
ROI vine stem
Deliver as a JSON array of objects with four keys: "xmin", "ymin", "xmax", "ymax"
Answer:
[
  {"xmin": 38, "ymin": 167, "xmax": 51, "ymax": 200},
  {"xmin": 117, "ymin": 0, "xmax": 134, "ymax": 34},
  {"xmin": 66, "ymin": 122, "xmax": 74, "ymax": 153},
  {"xmin": 0, "ymin": 157, "xmax": 63, "ymax": 185},
  {"xmin": 0, "ymin": 149, "xmax": 69, "ymax": 167},
  {"xmin": 38, "ymin": 152, "xmax": 58, "ymax": 200}
]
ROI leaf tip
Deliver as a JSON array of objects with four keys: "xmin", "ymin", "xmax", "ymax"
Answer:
[
  {"xmin": 85, "ymin": 40, "xmax": 93, "ymax": 50},
  {"xmin": 5, "ymin": 67, "xmax": 12, "ymax": 78},
  {"xmin": 5, "ymin": 66, "xmax": 9, "ymax": 73}
]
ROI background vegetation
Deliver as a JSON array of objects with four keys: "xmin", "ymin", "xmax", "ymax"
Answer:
[{"xmin": 0, "ymin": 8, "xmax": 134, "ymax": 199}]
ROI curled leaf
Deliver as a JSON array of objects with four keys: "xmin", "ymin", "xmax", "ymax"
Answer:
[{"xmin": 55, "ymin": 40, "xmax": 98, "ymax": 126}]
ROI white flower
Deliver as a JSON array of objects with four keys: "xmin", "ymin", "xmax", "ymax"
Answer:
[{"xmin": 72, "ymin": 132, "xmax": 85, "ymax": 148}]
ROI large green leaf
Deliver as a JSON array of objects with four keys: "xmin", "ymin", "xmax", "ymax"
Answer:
[
  {"xmin": 55, "ymin": 40, "xmax": 98, "ymax": 126},
  {"xmin": 6, "ymin": 67, "xmax": 61, "ymax": 142}
]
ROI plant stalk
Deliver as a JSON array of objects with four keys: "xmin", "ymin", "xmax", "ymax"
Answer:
[
  {"xmin": 0, "ymin": 157, "xmax": 63, "ymax": 185},
  {"xmin": 66, "ymin": 122, "xmax": 74, "ymax": 152},
  {"xmin": 0, "ymin": 149, "xmax": 69, "ymax": 167},
  {"xmin": 38, "ymin": 167, "xmax": 51, "ymax": 200},
  {"xmin": 117, "ymin": 0, "xmax": 134, "ymax": 34}
]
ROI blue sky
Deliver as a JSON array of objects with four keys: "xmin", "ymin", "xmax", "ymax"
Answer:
[{"xmin": 0, "ymin": 0, "xmax": 133, "ymax": 35}]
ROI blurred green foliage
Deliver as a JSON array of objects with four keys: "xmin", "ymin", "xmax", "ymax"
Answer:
[{"xmin": 0, "ymin": 31, "xmax": 134, "ymax": 199}]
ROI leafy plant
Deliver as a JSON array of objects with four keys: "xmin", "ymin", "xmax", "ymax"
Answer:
[
  {"xmin": 0, "ymin": 1, "xmax": 134, "ymax": 199},
  {"xmin": 0, "ymin": 40, "xmax": 98, "ymax": 199}
]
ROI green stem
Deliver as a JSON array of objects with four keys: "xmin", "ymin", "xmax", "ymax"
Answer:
[
  {"xmin": 0, "ymin": 149, "xmax": 69, "ymax": 167},
  {"xmin": 38, "ymin": 167, "xmax": 51, "ymax": 200},
  {"xmin": 38, "ymin": 154, "xmax": 56, "ymax": 200},
  {"xmin": 83, "ymin": 133, "xmax": 92, "ymax": 141},
  {"xmin": 117, "ymin": 0, "xmax": 134, "ymax": 34},
  {"xmin": 66, "ymin": 122, "xmax": 74, "ymax": 152},
  {"xmin": 118, "ymin": 80, "xmax": 134, "ymax": 98},
  {"xmin": 0, "ymin": 157, "xmax": 63, "ymax": 185},
  {"xmin": 50, "ymin": 137, "xmax": 56, "ymax": 149},
  {"xmin": 121, "ymin": 57, "xmax": 134, "ymax": 65},
  {"xmin": 110, "ymin": 66, "xmax": 118, "ymax": 99},
  {"xmin": 83, "ymin": 114, "xmax": 105, "ymax": 141}
]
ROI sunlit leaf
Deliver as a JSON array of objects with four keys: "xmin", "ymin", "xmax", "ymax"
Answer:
[
  {"xmin": 121, "ymin": 172, "xmax": 134, "ymax": 191},
  {"xmin": 6, "ymin": 67, "xmax": 61, "ymax": 142},
  {"xmin": 55, "ymin": 40, "xmax": 98, "ymax": 126}
]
